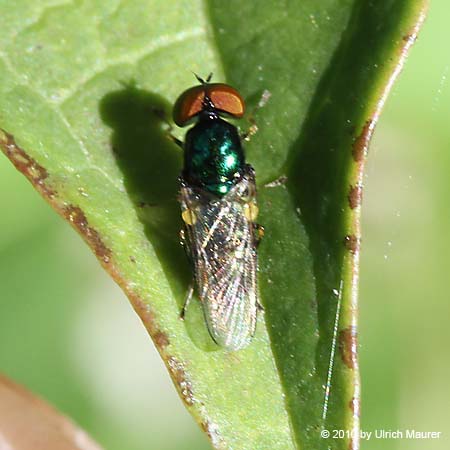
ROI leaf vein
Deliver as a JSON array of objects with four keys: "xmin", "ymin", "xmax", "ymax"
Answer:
[{"xmin": 57, "ymin": 27, "xmax": 205, "ymax": 105}]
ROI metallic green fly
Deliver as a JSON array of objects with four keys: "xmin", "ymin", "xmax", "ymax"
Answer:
[{"xmin": 173, "ymin": 75, "xmax": 263, "ymax": 350}]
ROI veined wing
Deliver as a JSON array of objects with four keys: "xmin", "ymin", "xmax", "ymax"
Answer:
[{"xmin": 180, "ymin": 169, "xmax": 259, "ymax": 350}]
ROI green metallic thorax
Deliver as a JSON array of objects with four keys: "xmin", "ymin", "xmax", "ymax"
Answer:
[{"xmin": 183, "ymin": 117, "xmax": 245, "ymax": 196}]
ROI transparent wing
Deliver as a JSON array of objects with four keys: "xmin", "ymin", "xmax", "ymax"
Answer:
[{"xmin": 180, "ymin": 168, "xmax": 259, "ymax": 350}]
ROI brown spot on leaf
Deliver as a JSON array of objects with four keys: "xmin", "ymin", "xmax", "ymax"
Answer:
[
  {"xmin": 63, "ymin": 205, "xmax": 111, "ymax": 263},
  {"xmin": 167, "ymin": 357, "xmax": 195, "ymax": 406},
  {"xmin": 344, "ymin": 235, "xmax": 359, "ymax": 255},
  {"xmin": 154, "ymin": 330, "xmax": 170, "ymax": 349},
  {"xmin": 130, "ymin": 294, "xmax": 155, "ymax": 326},
  {"xmin": 352, "ymin": 120, "xmax": 373, "ymax": 162},
  {"xmin": 349, "ymin": 398, "xmax": 355, "ymax": 413},
  {"xmin": 402, "ymin": 33, "xmax": 417, "ymax": 44},
  {"xmin": 347, "ymin": 396, "xmax": 361, "ymax": 450},
  {"xmin": 338, "ymin": 327, "xmax": 357, "ymax": 370},
  {"xmin": 126, "ymin": 293, "xmax": 173, "ymax": 352},
  {"xmin": 201, "ymin": 420, "xmax": 222, "ymax": 448},
  {"xmin": 0, "ymin": 130, "xmax": 56, "ymax": 198},
  {"xmin": 349, "ymin": 396, "xmax": 360, "ymax": 417},
  {"xmin": 348, "ymin": 184, "xmax": 362, "ymax": 209}
]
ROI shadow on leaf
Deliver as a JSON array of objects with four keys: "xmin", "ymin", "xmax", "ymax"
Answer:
[
  {"xmin": 99, "ymin": 84, "xmax": 187, "ymax": 303},
  {"xmin": 99, "ymin": 84, "xmax": 216, "ymax": 351}
]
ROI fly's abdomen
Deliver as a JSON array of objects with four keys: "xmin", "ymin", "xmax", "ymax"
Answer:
[
  {"xmin": 200, "ymin": 201, "xmax": 257, "ymax": 350},
  {"xmin": 180, "ymin": 170, "xmax": 259, "ymax": 351}
]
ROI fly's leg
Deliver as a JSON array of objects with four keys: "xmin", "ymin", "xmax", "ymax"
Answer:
[
  {"xmin": 178, "ymin": 186, "xmax": 200, "ymax": 320},
  {"xmin": 242, "ymin": 186, "xmax": 263, "ymax": 246},
  {"xmin": 254, "ymin": 223, "xmax": 265, "ymax": 248},
  {"xmin": 152, "ymin": 107, "xmax": 183, "ymax": 148},
  {"xmin": 241, "ymin": 116, "xmax": 258, "ymax": 142},
  {"xmin": 180, "ymin": 282, "xmax": 194, "ymax": 320},
  {"xmin": 179, "ymin": 226, "xmax": 194, "ymax": 261},
  {"xmin": 254, "ymin": 221, "xmax": 265, "ymax": 314},
  {"xmin": 264, "ymin": 175, "xmax": 288, "ymax": 188},
  {"xmin": 241, "ymin": 89, "xmax": 271, "ymax": 142},
  {"xmin": 179, "ymin": 225, "xmax": 195, "ymax": 320},
  {"xmin": 179, "ymin": 227, "xmax": 187, "ymax": 250},
  {"xmin": 250, "ymin": 217, "xmax": 265, "ymax": 313},
  {"xmin": 179, "ymin": 227, "xmax": 193, "ymax": 320},
  {"xmin": 168, "ymin": 133, "xmax": 183, "ymax": 148}
]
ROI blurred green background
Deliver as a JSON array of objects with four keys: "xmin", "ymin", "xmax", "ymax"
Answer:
[{"xmin": 0, "ymin": 2, "xmax": 448, "ymax": 449}]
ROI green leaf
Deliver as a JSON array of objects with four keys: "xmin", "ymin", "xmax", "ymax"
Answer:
[{"xmin": 0, "ymin": 1, "xmax": 427, "ymax": 449}]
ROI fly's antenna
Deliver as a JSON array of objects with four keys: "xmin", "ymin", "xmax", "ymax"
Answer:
[
  {"xmin": 192, "ymin": 72, "xmax": 216, "ymax": 112},
  {"xmin": 194, "ymin": 72, "xmax": 213, "ymax": 84}
]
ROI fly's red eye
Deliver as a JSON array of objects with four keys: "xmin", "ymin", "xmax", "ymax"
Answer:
[
  {"xmin": 173, "ymin": 83, "xmax": 245, "ymax": 127},
  {"xmin": 173, "ymin": 85, "xmax": 204, "ymax": 127}
]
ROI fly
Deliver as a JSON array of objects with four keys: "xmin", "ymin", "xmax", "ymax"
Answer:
[{"xmin": 173, "ymin": 74, "xmax": 263, "ymax": 350}]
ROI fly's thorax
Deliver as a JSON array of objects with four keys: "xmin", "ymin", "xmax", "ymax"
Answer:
[
  {"xmin": 183, "ymin": 117, "xmax": 245, "ymax": 196},
  {"xmin": 179, "ymin": 165, "xmax": 256, "ymax": 211}
]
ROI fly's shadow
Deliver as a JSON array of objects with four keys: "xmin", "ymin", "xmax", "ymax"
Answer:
[
  {"xmin": 99, "ymin": 83, "xmax": 216, "ymax": 351},
  {"xmin": 99, "ymin": 84, "xmax": 188, "ymax": 300}
]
